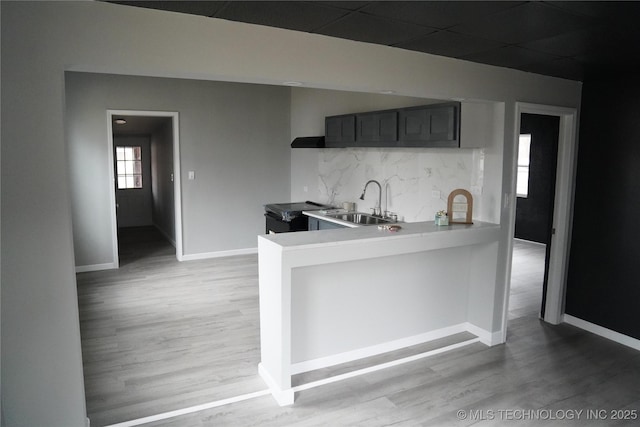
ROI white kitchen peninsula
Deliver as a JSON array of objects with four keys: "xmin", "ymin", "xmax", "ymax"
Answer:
[{"xmin": 258, "ymin": 221, "xmax": 502, "ymax": 405}]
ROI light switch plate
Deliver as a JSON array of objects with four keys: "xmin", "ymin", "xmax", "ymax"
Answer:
[{"xmin": 188, "ymin": 171, "xmax": 195, "ymax": 180}]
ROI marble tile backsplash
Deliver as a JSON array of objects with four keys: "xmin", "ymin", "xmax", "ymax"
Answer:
[{"xmin": 318, "ymin": 148, "xmax": 484, "ymax": 222}]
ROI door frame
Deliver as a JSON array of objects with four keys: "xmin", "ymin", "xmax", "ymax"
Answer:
[
  {"xmin": 107, "ymin": 110, "xmax": 183, "ymax": 265},
  {"xmin": 502, "ymin": 102, "xmax": 578, "ymax": 337}
]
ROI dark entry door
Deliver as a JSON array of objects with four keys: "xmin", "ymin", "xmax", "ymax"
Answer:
[{"xmin": 516, "ymin": 113, "xmax": 560, "ymax": 317}]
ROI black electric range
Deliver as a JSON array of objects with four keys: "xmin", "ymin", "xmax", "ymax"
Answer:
[{"xmin": 264, "ymin": 201, "xmax": 333, "ymax": 233}]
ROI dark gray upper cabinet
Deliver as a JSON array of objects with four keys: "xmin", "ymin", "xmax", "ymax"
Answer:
[
  {"xmin": 398, "ymin": 103, "xmax": 459, "ymax": 147},
  {"xmin": 324, "ymin": 102, "xmax": 460, "ymax": 148},
  {"xmin": 325, "ymin": 114, "xmax": 355, "ymax": 147},
  {"xmin": 356, "ymin": 110, "xmax": 398, "ymax": 146}
]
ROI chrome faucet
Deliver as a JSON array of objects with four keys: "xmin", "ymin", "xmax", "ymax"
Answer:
[{"xmin": 360, "ymin": 179, "xmax": 382, "ymax": 217}]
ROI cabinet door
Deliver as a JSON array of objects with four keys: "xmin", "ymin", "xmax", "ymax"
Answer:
[
  {"xmin": 399, "ymin": 103, "xmax": 459, "ymax": 147},
  {"xmin": 325, "ymin": 115, "xmax": 355, "ymax": 147},
  {"xmin": 356, "ymin": 111, "xmax": 397, "ymax": 146}
]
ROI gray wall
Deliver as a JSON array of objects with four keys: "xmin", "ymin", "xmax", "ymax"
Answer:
[
  {"xmin": 1, "ymin": 2, "xmax": 581, "ymax": 426},
  {"xmin": 65, "ymin": 72, "xmax": 291, "ymax": 268},
  {"xmin": 151, "ymin": 120, "xmax": 176, "ymax": 244}
]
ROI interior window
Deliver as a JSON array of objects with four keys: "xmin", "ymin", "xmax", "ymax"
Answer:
[
  {"xmin": 116, "ymin": 146, "xmax": 143, "ymax": 189},
  {"xmin": 516, "ymin": 134, "xmax": 531, "ymax": 198}
]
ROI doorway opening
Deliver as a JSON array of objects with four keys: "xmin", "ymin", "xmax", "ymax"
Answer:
[
  {"xmin": 504, "ymin": 103, "xmax": 578, "ymax": 334},
  {"xmin": 107, "ymin": 110, "xmax": 183, "ymax": 266},
  {"xmin": 512, "ymin": 113, "xmax": 560, "ymax": 320}
]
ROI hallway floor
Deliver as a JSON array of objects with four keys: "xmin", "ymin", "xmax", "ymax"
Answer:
[{"xmin": 509, "ymin": 239, "xmax": 546, "ymax": 320}]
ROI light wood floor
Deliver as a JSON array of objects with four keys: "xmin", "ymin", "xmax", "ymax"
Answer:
[
  {"xmin": 509, "ymin": 239, "xmax": 546, "ymax": 320},
  {"xmin": 77, "ymin": 227, "xmax": 264, "ymax": 426},
  {"xmin": 77, "ymin": 230, "xmax": 640, "ymax": 426}
]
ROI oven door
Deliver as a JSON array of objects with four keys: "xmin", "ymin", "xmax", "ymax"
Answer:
[{"xmin": 265, "ymin": 212, "xmax": 308, "ymax": 234}]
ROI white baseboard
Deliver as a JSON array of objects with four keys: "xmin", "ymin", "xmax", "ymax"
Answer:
[
  {"xmin": 75, "ymin": 247, "xmax": 257, "ymax": 271},
  {"xmin": 563, "ymin": 314, "xmax": 640, "ymax": 351},
  {"xmin": 258, "ymin": 363, "xmax": 295, "ymax": 407},
  {"xmin": 261, "ymin": 336, "xmax": 482, "ymax": 407},
  {"xmin": 260, "ymin": 325, "xmax": 492, "ymax": 407},
  {"xmin": 153, "ymin": 223, "xmax": 176, "ymax": 247},
  {"xmin": 103, "ymin": 390, "xmax": 271, "ymax": 426},
  {"xmin": 291, "ymin": 337, "xmax": 480, "ymax": 395},
  {"xmin": 181, "ymin": 247, "xmax": 257, "ymax": 261},
  {"xmin": 291, "ymin": 323, "xmax": 470, "ymax": 375},
  {"xmin": 513, "ymin": 237, "xmax": 546, "ymax": 247},
  {"xmin": 75, "ymin": 262, "xmax": 118, "ymax": 273},
  {"xmin": 465, "ymin": 323, "xmax": 504, "ymax": 346}
]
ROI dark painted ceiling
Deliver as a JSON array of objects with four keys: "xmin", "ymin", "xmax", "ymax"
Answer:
[{"xmin": 108, "ymin": 1, "xmax": 640, "ymax": 81}]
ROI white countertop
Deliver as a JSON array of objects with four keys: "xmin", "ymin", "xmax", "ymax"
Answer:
[{"xmin": 259, "ymin": 217, "xmax": 500, "ymax": 250}]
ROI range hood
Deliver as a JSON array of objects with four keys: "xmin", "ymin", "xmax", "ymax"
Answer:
[{"xmin": 291, "ymin": 136, "xmax": 325, "ymax": 148}]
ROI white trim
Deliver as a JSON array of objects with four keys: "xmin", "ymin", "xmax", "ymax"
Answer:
[
  {"xmin": 258, "ymin": 363, "xmax": 295, "ymax": 406},
  {"xmin": 563, "ymin": 314, "xmax": 640, "ymax": 352},
  {"xmin": 514, "ymin": 237, "xmax": 546, "ymax": 247},
  {"xmin": 292, "ymin": 337, "xmax": 479, "ymax": 393},
  {"xmin": 264, "ymin": 335, "xmax": 481, "ymax": 407},
  {"xmin": 104, "ymin": 389, "xmax": 271, "ymax": 427},
  {"xmin": 106, "ymin": 116, "xmax": 120, "ymax": 269},
  {"xmin": 465, "ymin": 323, "xmax": 504, "ymax": 346},
  {"xmin": 545, "ymin": 110, "xmax": 578, "ymax": 324},
  {"xmin": 171, "ymin": 114, "xmax": 184, "ymax": 262},
  {"xmin": 290, "ymin": 323, "xmax": 469, "ymax": 375},
  {"xmin": 181, "ymin": 247, "xmax": 258, "ymax": 261},
  {"xmin": 502, "ymin": 103, "xmax": 578, "ymax": 343},
  {"xmin": 106, "ymin": 110, "xmax": 183, "ymax": 264},
  {"xmin": 75, "ymin": 263, "xmax": 118, "ymax": 273}
]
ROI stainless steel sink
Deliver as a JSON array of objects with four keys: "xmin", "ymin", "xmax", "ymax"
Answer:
[{"xmin": 326, "ymin": 212, "xmax": 395, "ymax": 225}]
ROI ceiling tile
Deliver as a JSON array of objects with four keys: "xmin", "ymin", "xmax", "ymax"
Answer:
[
  {"xmin": 316, "ymin": 12, "xmax": 435, "ymax": 46},
  {"xmin": 450, "ymin": 2, "xmax": 593, "ymax": 44},
  {"xmin": 361, "ymin": 1, "xmax": 524, "ymax": 30},
  {"xmin": 316, "ymin": 1, "xmax": 371, "ymax": 12},
  {"xmin": 461, "ymin": 46, "xmax": 561, "ymax": 69},
  {"xmin": 396, "ymin": 30, "xmax": 505, "ymax": 58},
  {"xmin": 217, "ymin": 1, "xmax": 350, "ymax": 32}
]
